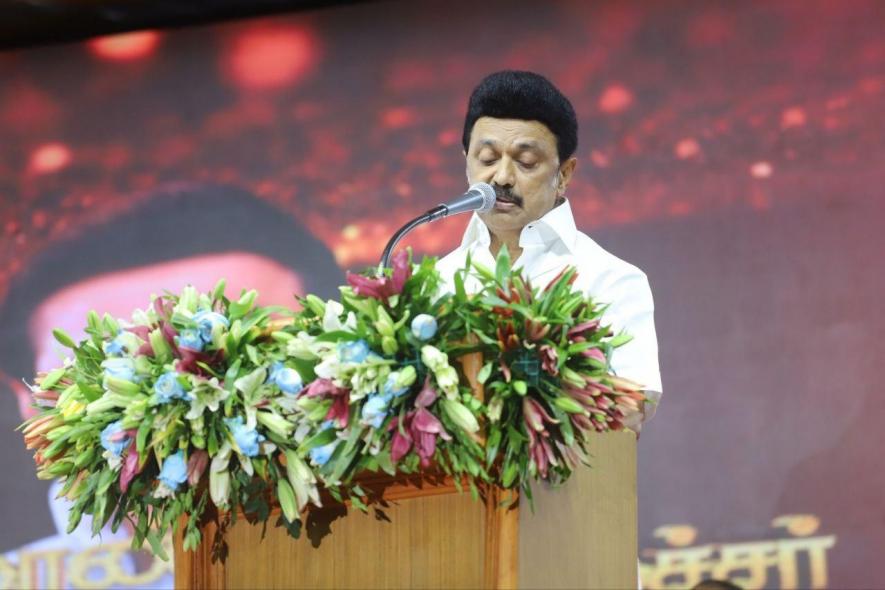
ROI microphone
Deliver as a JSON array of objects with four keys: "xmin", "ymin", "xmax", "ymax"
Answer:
[
  {"xmin": 378, "ymin": 183, "xmax": 497, "ymax": 269},
  {"xmin": 424, "ymin": 182, "xmax": 497, "ymax": 220}
]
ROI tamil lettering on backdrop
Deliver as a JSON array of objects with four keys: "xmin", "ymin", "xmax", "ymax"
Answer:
[
  {"xmin": 640, "ymin": 515, "xmax": 835, "ymax": 589},
  {"xmin": 0, "ymin": 538, "xmax": 172, "ymax": 590}
]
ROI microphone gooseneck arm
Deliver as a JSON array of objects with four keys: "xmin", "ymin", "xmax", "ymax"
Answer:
[
  {"xmin": 377, "ymin": 183, "xmax": 496, "ymax": 271},
  {"xmin": 378, "ymin": 211, "xmax": 434, "ymax": 271}
]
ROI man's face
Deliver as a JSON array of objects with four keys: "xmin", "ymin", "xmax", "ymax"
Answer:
[{"xmin": 465, "ymin": 116, "xmax": 575, "ymax": 235}]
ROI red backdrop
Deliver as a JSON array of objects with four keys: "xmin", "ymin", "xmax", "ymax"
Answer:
[{"xmin": 1, "ymin": 1, "xmax": 883, "ymax": 588}]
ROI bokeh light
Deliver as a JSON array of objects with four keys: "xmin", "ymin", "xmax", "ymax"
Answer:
[
  {"xmin": 28, "ymin": 143, "xmax": 72, "ymax": 174},
  {"xmin": 87, "ymin": 31, "xmax": 161, "ymax": 61},
  {"xmin": 223, "ymin": 24, "xmax": 318, "ymax": 90}
]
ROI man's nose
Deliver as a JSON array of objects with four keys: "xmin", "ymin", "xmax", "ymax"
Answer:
[{"xmin": 490, "ymin": 158, "xmax": 516, "ymax": 187}]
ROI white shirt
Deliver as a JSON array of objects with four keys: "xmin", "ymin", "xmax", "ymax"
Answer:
[{"xmin": 437, "ymin": 199, "xmax": 663, "ymax": 414}]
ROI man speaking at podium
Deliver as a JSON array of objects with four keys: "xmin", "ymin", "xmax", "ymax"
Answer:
[{"xmin": 438, "ymin": 70, "xmax": 662, "ymax": 430}]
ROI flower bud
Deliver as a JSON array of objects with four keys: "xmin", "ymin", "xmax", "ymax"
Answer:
[
  {"xmin": 209, "ymin": 469, "xmax": 230, "ymax": 508},
  {"xmin": 553, "ymin": 396, "xmax": 586, "ymax": 414},
  {"xmin": 256, "ymin": 410, "xmax": 294, "ymax": 438},
  {"xmin": 381, "ymin": 335, "xmax": 398, "ymax": 356},
  {"xmin": 442, "ymin": 399, "xmax": 479, "ymax": 434},
  {"xmin": 187, "ymin": 450, "xmax": 209, "ymax": 486},
  {"xmin": 277, "ymin": 479, "xmax": 299, "ymax": 523},
  {"xmin": 375, "ymin": 307, "xmax": 395, "ymax": 338},
  {"xmin": 487, "ymin": 396, "xmax": 503, "ymax": 423},
  {"xmin": 410, "ymin": 314, "xmax": 438, "ymax": 341}
]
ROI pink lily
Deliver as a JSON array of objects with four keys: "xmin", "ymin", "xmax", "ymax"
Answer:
[
  {"xmin": 301, "ymin": 378, "xmax": 351, "ymax": 428},
  {"xmin": 523, "ymin": 398, "xmax": 560, "ymax": 478},
  {"xmin": 389, "ymin": 384, "xmax": 451, "ymax": 467},
  {"xmin": 568, "ymin": 320, "xmax": 600, "ymax": 339},
  {"xmin": 107, "ymin": 428, "xmax": 137, "ymax": 443},
  {"xmin": 187, "ymin": 450, "xmax": 209, "ymax": 486},
  {"xmin": 31, "ymin": 390, "xmax": 59, "ymax": 406},
  {"xmin": 120, "ymin": 448, "xmax": 143, "ymax": 493},
  {"xmin": 411, "ymin": 408, "xmax": 451, "ymax": 466},
  {"xmin": 415, "ymin": 376, "xmax": 439, "ymax": 408},
  {"xmin": 126, "ymin": 325, "xmax": 155, "ymax": 357},
  {"xmin": 153, "ymin": 296, "xmax": 175, "ymax": 321},
  {"xmin": 539, "ymin": 345, "xmax": 559, "ymax": 376},
  {"xmin": 523, "ymin": 397, "xmax": 558, "ymax": 435},
  {"xmin": 175, "ymin": 347, "xmax": 225, "ymax": 377},
  {"xmin": 389, "ymin": 249, "xmax": 411, "ymax": 293},
  {"xmin": 345, "ymin": 250, "xmax": 411, "ymax": 302},
  {"xmin": 582, "ymin": 348, "xmax": 606, "ymax": 364}
]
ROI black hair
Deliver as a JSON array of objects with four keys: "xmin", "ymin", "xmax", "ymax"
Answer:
[
  {"xmin": 461, "ymin": 70, "xmax": 578, "ymax": 162},
  {"xmin": 0, "ymin": 182, "xmax": 341, "ymax": 550}
]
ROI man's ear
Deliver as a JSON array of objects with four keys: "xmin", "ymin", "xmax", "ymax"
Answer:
[
  {"xmin": 557, "ymin": 157, "xmax": 577, "ymax": 196},
  {"xmin": 463, "ymin": 150, "xmax": 469, "ymax": 182}
]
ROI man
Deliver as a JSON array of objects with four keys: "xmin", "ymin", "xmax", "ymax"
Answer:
[
  {"xmin": 0, "ymin": 182, "xmax": 341, "ymax": 589},
  {"xmin": 437, "ymin": 70, "xmax": 662, "ymax": 427}
]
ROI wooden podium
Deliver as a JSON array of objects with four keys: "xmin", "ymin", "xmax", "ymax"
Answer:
[{"xmin": 173, "ymin": 352, "xmax": 637, "ymax": 589}]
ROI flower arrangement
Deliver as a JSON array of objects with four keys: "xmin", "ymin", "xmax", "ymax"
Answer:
[{"xmin": 19, "ymin": 250, "xmax": 646, "ymax": 558}]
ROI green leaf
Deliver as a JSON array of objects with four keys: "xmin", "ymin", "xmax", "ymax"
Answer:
[
  {"xmin": 501, "ymin": 461, "xmax": 519, "ymax": 488},
  {"xmin": 315, "ymin": 330, "xmax": 360, "ymax": 343},
  {"xmin": 495, "ymin": 246, "xmax": 511, "ymax": 286},
  {"xmin": 454, "ymin": 267, "xmax": 467, "ymax": 303},
  {"xmin": 485, "ymin": 428, "xmax": 502, "ymax": 467},
  {"xmin": 212, "ymin": 278, "xmax": 227, "ymax": 302},
  {"xmin": 376, "ymin": 451, "xmax": 395, "ymax": 476},
  {"xmin": 146, "ymin": 530, "xmax": 170, "ymax": 561},
  {"xmin": 76, "ymin": 380, "xmax": 102, "ymax": 402},
  {"xmin": 351, "ymin": 495, "xmax": 368, "ymax": 513},
  {"xmin": 470, "ymin": 260, "xmax": 495, "ymax": 283},
  {"xmin": 609, "ymin": 332, "xmax": 634, "ymax": 347},
  {"xmin": 299, "ymin": 428, "xmax": 338, "ymax": 456},
  {"xmin": 136, "ymin": 414, "xmax": 154, "ymax": 455}
]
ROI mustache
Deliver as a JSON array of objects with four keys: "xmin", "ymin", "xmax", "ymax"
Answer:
[{"xmin": 493, "ymin": 186, "xmax": 523, "ymax": 207}]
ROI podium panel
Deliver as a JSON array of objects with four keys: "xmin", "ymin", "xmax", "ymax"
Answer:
[
  {"xmin": 225, "ymin": 490, "xmax": 486, "ymax": 589},
  {"xmin": 174, "ymin": 432, "xmax": 635, "ymax": 589},
  {"xmin": 519, "ymin": 431, "xmax": 637, "ymax": 589}
]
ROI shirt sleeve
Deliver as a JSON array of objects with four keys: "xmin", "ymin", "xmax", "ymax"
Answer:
[{"xmin": 599, "ymin": 269, "xmax": 663, "ymax": 414}]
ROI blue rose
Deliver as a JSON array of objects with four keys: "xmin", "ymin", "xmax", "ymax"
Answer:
[
  {"xmin": 103, "ymin": 334, "xmax": 126, "ymax": 357},
  {"xmin": 193, "ymin": 310, "xmax": 230, "ymax": 343},
  {"xmin": 158, "ymin": 451, "xmax": 188, "ymax": 491},
  {"xmin": 410, "ymin": 314, "xmax": 438, "ymax": 341},
  {"xmin": 102, "ymin": 358, "xmax": 137, "ymax": 382},
  {"xmin": 382, "ymin": 372, "xmax": 410, "ymax": 398},
  {"xmin": 225, "ymin": 416, "xmax": 264, "ymax": 457},
  {"xmin": 361, "ymin": 393, "xmax": 392, "ymax": 429},
  {"xmin": 269, "ymin": 362, "xmax": 303, "ymax": 396},
  {"xmin": 309, "ymin": 440, "xmax": 340, "ymax": 466},
  {"xmin": 337, "ymin": 339, "xmax": 369, "ymax": 364},
  {"xmin": 154, "ymin": 371, "xmax": 187, "ymax": 403},
  {"xmin": 177, "ymin": 329, "xmax": 204, "ymax": 351},
  {"xmin": 100, "ymin": 421, "xmax": 131, "ymax": 457}
]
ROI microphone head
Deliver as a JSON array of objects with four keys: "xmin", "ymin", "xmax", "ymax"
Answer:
[{"xmin": 469, "ymin": 182, "xmax": 497, "ymax": 212}]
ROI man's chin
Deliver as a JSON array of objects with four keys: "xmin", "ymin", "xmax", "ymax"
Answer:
[{"xmin": 480, "ymin": 210, "xmax": 525, "ymax": 232}]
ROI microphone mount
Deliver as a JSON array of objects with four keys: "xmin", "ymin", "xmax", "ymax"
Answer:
[{"xmin": 378, "ymin": 183, "xmax": 495, "ymax": 270}]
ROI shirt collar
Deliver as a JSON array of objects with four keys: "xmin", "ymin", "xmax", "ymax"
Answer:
[{"xmin": 460, "ymin": 198, "xmax": 578, "ymax": 254}]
